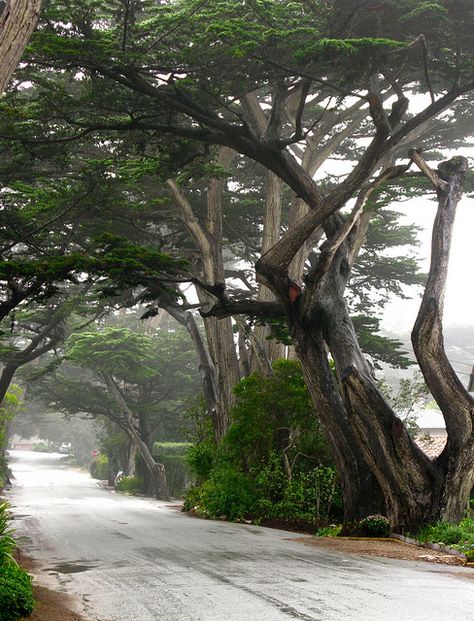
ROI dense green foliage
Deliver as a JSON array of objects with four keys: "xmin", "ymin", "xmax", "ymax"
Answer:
[
  {"xmin": 90, "ymin": 454, "xmax": 109, "ymax": 481},
  {"xmin": 0, "ymin": 386, "xmax": 22, "ymax": 490},
  {"xmin": 116, "ymin": 475, "xmax": 144, "ymax": 495},
  {"xmin": 0, "ymin": 502, "xmax": 16, "ymax": 566},
  {"xmin": 185, "ymin": 361, "xmax": 341, "ymax": 525},
  {"xmin": 152, "ymin": 442, "xmax": 191, "ymax": 497},
  {"xmin": 0, "ymin": 563, "xmax": 35, "ymax": 621},
  {"xmin": 0, "ymin": 502, "xmax": 35, "ymax": 621},
  {"xmin": 415, "ymin": 519, "xmax": 474, "ymax": 560}
]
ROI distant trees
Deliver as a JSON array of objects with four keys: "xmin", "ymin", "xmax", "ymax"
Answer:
[{"xmin": 37, "ymin": 323, "xmax": 200, "ymax": 499}]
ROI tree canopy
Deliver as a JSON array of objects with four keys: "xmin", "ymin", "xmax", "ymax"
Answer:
[{"xmin": 1, "ymin": 0, "xmax": 474, "ymax": 530}]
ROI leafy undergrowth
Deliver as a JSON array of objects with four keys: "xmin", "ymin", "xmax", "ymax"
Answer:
[
  {"xmin": 316, "ymin": 514, "xmax": 390, "ymax": 538},
  {"xmin": 415, "ymin": 518, "xmax": 474, "ymax": 560},
  {"xmin": 184, "ymin": 361, "xmax": 343, "ymax": 529},
  {"xmin": 0, "ymin": 501, "xmax": 35, "ymax": 620}
]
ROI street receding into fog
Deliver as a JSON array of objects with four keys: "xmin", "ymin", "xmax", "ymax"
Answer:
[{"xmin": 6, "ymin": 450, "xmax": 474, "ymax": 621}]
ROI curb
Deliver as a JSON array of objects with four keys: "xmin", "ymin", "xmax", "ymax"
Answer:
[{"xmin": 389, "ymin": 532, "xmax": 468, "ymax": 562}]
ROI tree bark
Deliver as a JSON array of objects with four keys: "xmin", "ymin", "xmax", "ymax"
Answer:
[
  {"xmin": 0, "ymin": 0, "xmax": 42, "ymax": 93},
  {"xmin": 294, "ymin": 327, "xmax": 384, "ymax": 521},
  {"xmin": 411, "ymin": 155, "xmax": 474, "ymax": 523},
  {"xmin": 167, "ymin": 148, "xmax": 240, "ymax": 443},
  {"xmin": 159, "ymin": 302, "xmax": 218, "ymax": 426},
  {"xmin": 101, "ymin": 373, "xmax": 170, "ymax": 500},
  {"xmin": 251, "ymin": 170, "xmax": 285, "ymax": 372}
]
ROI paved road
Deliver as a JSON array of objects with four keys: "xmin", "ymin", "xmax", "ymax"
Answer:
[{"xmin": 6, "ymin": 450, "xmax": 474, "ymax": 621}]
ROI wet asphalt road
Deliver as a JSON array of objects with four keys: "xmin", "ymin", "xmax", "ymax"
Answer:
[{"xmin": 5, "ymin": 450, "xmax": 474, "ymax": 621}]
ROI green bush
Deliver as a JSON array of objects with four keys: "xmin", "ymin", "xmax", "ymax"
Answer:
[
  {"xmin": 0, "ymin": 562, "xmax": 35, "ymax": 621},
  {"xmin": 0, "ymin": 456, "xmax": 8, "ymax": 492},
  {"xmin": 416, "ymin": 518, "xmax": 474, "ymax": 556},
  {"xmin": 198, "ymin": 465, "xmax": 257, "ymax": 521},
  {"xmin": 0, "ymin": 502, "xmax": 16, "ymax": 565},
  {"xmin": 316, "ymin": 524, "xmax": 342, "ymax": 537},
  {"xmin": 89, "ymin": 454, "xmax": 108, "ymax": 480},
  {"xmin": 357, "ymin": 514, "xmax": 390, "ymax": 537},
  {"xmin": 186, "ymin": 442, "xmax": 215, "ymax": 480},
  {"xmin": 184, "ymin": 361, "xmax": 342, "ymax": 525},
  {"xmin": 32, "ymin": 441, "xmax": 50, "ymax": 453},
  {"xmin": 116, "ymin": 475, "xmax": 144, "ymax": 495},
  {"xmin": 152, "ymin": 442, "xmax": 192, "ymax": 497}
]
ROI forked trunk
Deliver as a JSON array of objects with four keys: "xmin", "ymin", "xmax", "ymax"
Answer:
[
  {"xmin": 293, "ymin": 326, "xmax": 383, "ymax": 522},
  {"xmin": 289, "ymin": 156, "xmax": 472, "ymax": 531}
]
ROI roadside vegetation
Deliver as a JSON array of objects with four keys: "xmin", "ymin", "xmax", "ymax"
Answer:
[
  {"xmin": 414, "ymin": 518, "xmax": 474, "ymax": 560},
  {"xmin": 0, "ymin": 501, "xmax": 35, "ymax": 620},
  {"xmin": 184, "ymin": 361, "xmax": 342, "ymax": 527}
]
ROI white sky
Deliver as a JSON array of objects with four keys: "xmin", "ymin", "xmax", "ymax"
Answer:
[{"xmin": 381, "ymin": 194, "xmax": 474, "ymax": 332}]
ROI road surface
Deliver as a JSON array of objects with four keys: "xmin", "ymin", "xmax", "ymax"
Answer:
[{"xmin": 6, "ymin": 450, "xmax": 474, "ymax": 621}]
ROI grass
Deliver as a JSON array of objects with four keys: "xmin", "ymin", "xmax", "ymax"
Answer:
[{"xmin": 415, "ymin": 518, "xmax": 474, "ymax": 559}]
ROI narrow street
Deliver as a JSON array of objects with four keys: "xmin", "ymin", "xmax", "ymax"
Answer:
[{"xmin": 6, "ymin": 450, "xmax": 474, "ymax": 621}]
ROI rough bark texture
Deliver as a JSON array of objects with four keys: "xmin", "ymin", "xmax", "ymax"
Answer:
[
  {"xmin": 251, "ymin": 170, "xmax": 285, "ymax": 372},
  {"xmin": 167, "ymin": 148, "xmax": 240, "ymax": 443},
  {"xmin": 411, "ymin": 156, "xmax": 474, "ymax": 524},
  {"xmin": 0, "ymin": 0, "xmax": 42, "ymax": 93},
  {"xmin": 254, "ymin": 153, "xmax": 471, "ymax": 531},
  {"xmin": 294, "ymin": 328, "xmax": 383, "ymax": 521}
]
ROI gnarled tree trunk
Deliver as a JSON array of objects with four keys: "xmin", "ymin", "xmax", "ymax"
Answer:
[
  {"xmin": 256, "ymin": 154, "xmax": 471, "ymax": 531},
  {"xmin": 101, "ymin": 373, "xmax": 170, "ymax": 500}
]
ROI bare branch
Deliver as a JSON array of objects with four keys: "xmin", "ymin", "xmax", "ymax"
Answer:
[
  {"xmin": 409, "ymin": 149, "xmax": 448, "ymax": 191},
  {"xmin": 200, "ymin": 298, "xmax": 283, "ymax": 320}
]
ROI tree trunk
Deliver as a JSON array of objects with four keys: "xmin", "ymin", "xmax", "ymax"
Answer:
[
  {"xmin": 293, "ymin": 326, "xmax": 383, "ymax": 522},
  {"xmin": 250, "ymin": 171, "xmax": 285, "ymax": 372},
  {"xmin": 0, "ymin": 0, "xmax": 42, "ymax": 93},
  {"xmin": 166, "ymin": 148, "xmax": 241, "ymax": 443},
  {"xmin": 125, "ymin": 436, "xmax": 138, "ymax": 477},
  {"xmin": 159, "ymin": 302, "xmax": 218, "ymax": 425},
  {"xmin": 101, "ymin": 374, "xmax": 170, "ymax": 500},
  {"xmin": 299, "ymin": 155, "xmax": 473, "ymax": 531},
  {"xmin": 255, "ymin": 153, "xmax": 472, "ymax": 531},
  {"xmin": 411, "ymin": 155, "xmax": 474, "ymax": 524}
]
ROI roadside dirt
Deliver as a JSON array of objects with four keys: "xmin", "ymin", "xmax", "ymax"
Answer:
[
  {"xmin": 296, "ymin": 536, "xmax": 466, "ymax": 566},
  {"xmin": 16, "ymin": 552, "xmax": 92, "ymax": 621}
]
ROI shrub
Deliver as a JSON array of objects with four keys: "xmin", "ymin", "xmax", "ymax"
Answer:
[
  {"xmin": 198, "ymin": 465, "xmax": 257, "ymax": 521},
  {"xmin": 152, "ymin": 442, "xmax": 192, "ymax": 497},
  {"xmin": 316, "ymin": 524, "xmax": 342, "ymax": 537},
  {"xmin": 0, "ymin": 562, "xmax": 35, "ymax": 621},
  {"xmin": 0, "ymin": 501, "xmax": 16, "ymax": 565},
  {"xmin": 184, "ymin": 361, "xmax": 343, "ymax": 525},
  {"xmin": 116, "ymin": 475, "xmax": 144, "ymax": 495},
  {"xmin": 186, "ymin": 442, "xmax": 215, "ymax": 480},
  {"xmin": 89, "ymin": 454, "xmax": 108, "ymax": 480},
  {"xmin": 416, "ymin": 518, "xmax": 474, "ymax": 555},
  {"xmin": 0, "ymin": 455, "xmax": 9, "ymax": 492},
  {"xmin": 357, "ymin": 514, "xmax": 390, "ymax": 537},
  {"xmin": 32, "ymin": 441, "xmax": 50, "ymax": 453}
]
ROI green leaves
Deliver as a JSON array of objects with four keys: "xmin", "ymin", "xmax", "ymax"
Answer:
[{"xmin": 67, "ymin": 327, "xmax": 158, "ymax": 378}]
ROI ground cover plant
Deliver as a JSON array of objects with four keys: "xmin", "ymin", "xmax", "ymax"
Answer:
[
  {"xmin": 0, "ymin": 501, "xmax": 35, "ymax": 620},
  {"xmin": 415, "ymin": 518, "xmax": 474, "ymax": 560}
]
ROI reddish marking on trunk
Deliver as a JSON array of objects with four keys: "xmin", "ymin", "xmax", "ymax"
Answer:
[{"xmin": 288, "ymin": 281, "xmax": 302, "ymax": 303}]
